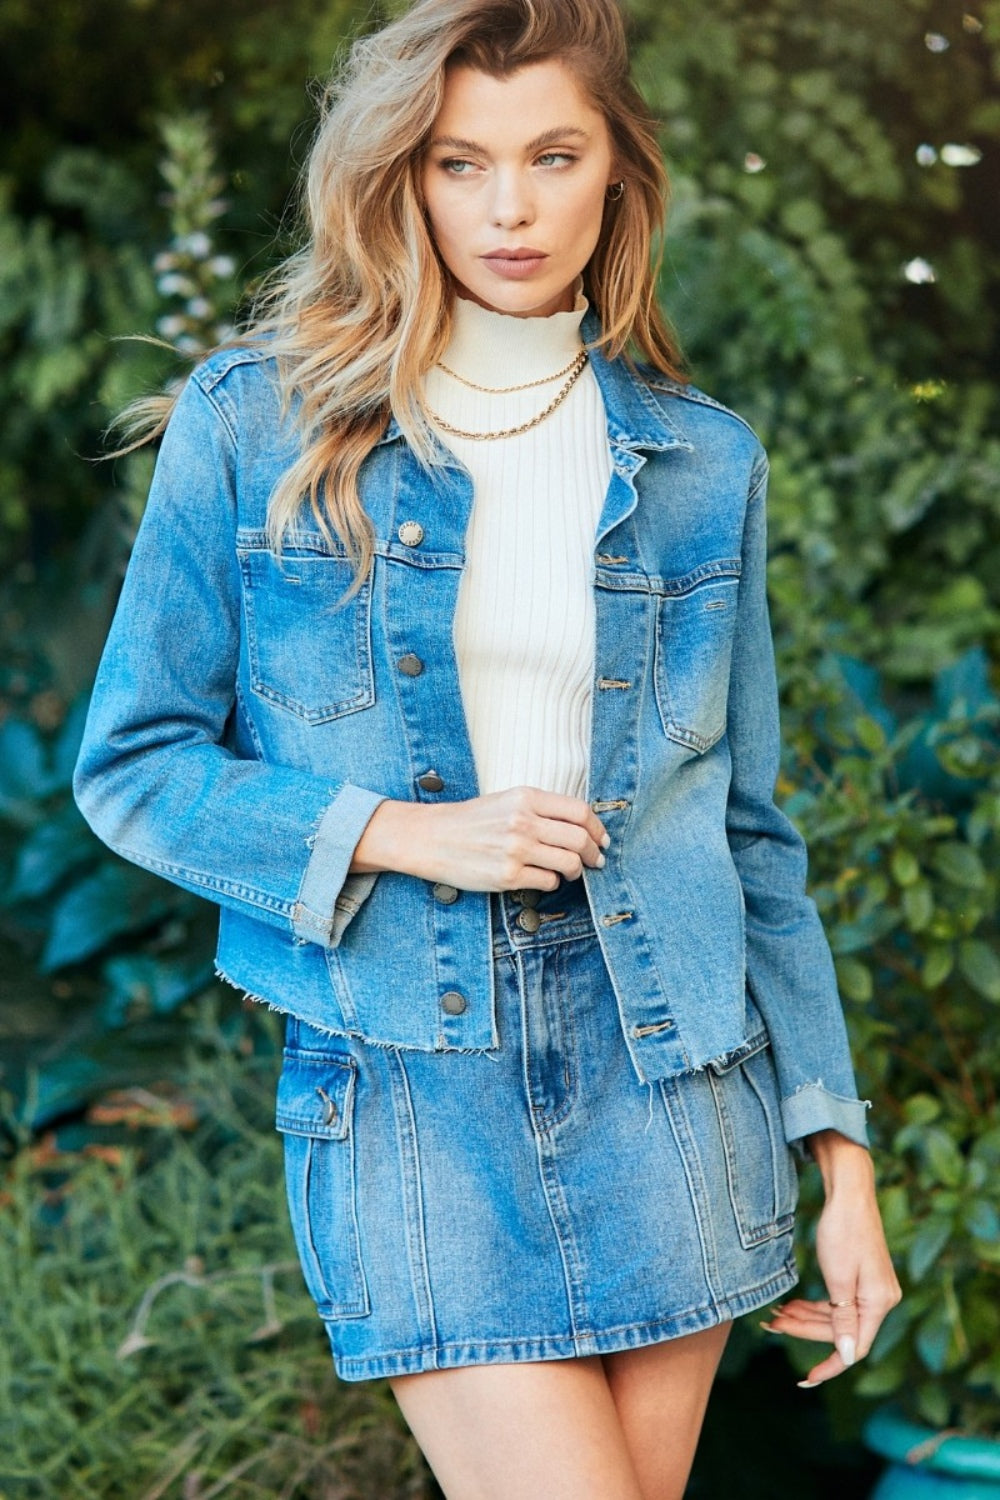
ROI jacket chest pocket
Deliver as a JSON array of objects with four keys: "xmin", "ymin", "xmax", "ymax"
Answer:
[
  {"xmin": 240, "ymin": 549, "xmax": 374, "ymax": 723},
  {"xmin": 653, "ymin": 568, "xmax": 740, "ymax": 754}
]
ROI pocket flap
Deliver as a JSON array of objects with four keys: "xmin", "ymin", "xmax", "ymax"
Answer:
[{"xmin": 276, "ymin": 1052, "xmax": 356, "ymax": 1140}]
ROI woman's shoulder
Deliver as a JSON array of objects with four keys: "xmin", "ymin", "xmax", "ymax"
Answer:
[
  {"xmin": 189, "ymin": 338, "xmax": 280, "ymax": 401},
  {"xmin": 178, "ymin": 339, "xmax": 285, "ymax": 447},
  {"xmin": 635, "ymin": 364, "xmax": 764, "ymax": 453}
]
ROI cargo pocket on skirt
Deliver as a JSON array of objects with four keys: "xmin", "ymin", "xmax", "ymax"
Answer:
[
  {"xmin": 707, "ymin": 1033, "xmax": 799, "ymax": 1250},
  {"xmin": 275, "ymin": 1049, "xmax": 370, "ymax": 1319}
]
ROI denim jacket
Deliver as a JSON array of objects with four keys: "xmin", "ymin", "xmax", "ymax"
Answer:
[{"xmin": 73, "ymin": 310, "xmax": 871, "ymax": 1153}]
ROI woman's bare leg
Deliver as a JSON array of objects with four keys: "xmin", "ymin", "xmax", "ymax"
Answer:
[
  {"xmin": 602, "ymin": 1321, "xmax": 733, "ymax": 1500},
  {"xmin": 389, "ymin": 1355, "xmax": 645, "ymax": 1500}
]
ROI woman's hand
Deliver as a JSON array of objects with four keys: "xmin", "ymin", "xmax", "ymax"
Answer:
[
  {"xmin": 349, "ymin": 786, "xmax": 611, "ymax": 890},
  {"xmin": 760, "ymin": 1130, "xmax": 902, "ymax": 1388}
]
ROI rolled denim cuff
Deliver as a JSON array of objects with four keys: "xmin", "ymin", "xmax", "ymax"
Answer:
[
  {"xmin": 292, "ymin": 784, "xmax": 388, "ymax": 947},
  {"xmin": 782, "ymin": 1083, "xmax": 872, "ymax": 1161}
]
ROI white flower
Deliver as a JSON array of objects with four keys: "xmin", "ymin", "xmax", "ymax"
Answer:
[
  {"xmin": 915, "ymin": 144, "xmax": 938, "ymax": 167},
  {"xmin": 208, "ymin": 255, "xmax": 236, "ymax": 278},
  {"xmin": 902, "ymin": 258, "xmax": 937, "ymax": 285},
  {"xmin": 177, "ymin": 231, "xmax": 212, "ymax": 258},
  {"xmin": 743, "ymin": 153, "xmax": 767, "ymax": 174},
  {"xmin": 940, "ymin": 143, "xmax": 982, "ymax": 167},
  {"xmin": 157, "ymin": 273, "xmax": 196, "ymax": 297},
  {"xmin": 186, "ymin": 297, "xmax": 213, "ymax": 319},
  {"xmin": 156, "ymin": 315, "xmax": 188, "ymax": 338}
]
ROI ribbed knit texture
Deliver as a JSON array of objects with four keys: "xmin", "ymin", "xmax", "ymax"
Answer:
[{"xmin": 424, "ymin": 286, "xmax": 613, "ymax": 799}]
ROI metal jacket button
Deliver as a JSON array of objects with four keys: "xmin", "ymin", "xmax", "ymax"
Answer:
[
  {"xmin": 511, "ymin": 888, "xmax": 540, "ymax": 907},
  {"xmin": 440, "ymin": 990, "xmax": 467, "ymax": 1015},
  {"xmin": 398, "ymin": 653, "xmax": 424, "ymax": 676},
  {"xmin": 517, "ymin": 908, "xmax": 542, "ymax": 933},
  {"xmin": 417, "ymin": 770, "xmax": 444, "ymax": 792},
  {"xmin": 397, "ymin": 521, "xmax": 424, "ymax": 546},
  {"xmin": 432, "ymin": 882, "xmax": 459, "ymax": 904}
]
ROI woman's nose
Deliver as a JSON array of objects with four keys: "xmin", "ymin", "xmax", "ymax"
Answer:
[{"xmin": 489, "ymin": 170, "xmax": 535, "ymax": 229}]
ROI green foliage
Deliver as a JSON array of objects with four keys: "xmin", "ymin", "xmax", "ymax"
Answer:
[
  {"xmin": 2, "ymin": 0, "xmax": 999, "ymax": 1451},
  {"xmin": 0, "ymin": 994, "xmax": 433, "ymax": 1499}
]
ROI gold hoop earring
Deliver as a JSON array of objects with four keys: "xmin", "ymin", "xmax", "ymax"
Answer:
[{"xmin": 606, "ymin": 180, "xmax": 625, "ymax": 201}]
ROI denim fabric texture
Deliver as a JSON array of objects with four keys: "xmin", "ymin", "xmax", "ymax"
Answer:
[
  {"xmin": 73, "ymin": 308, "xmax": 871, "ymax": 1156},
  {"xmin": 277, "ymin": 876, "xmax": 801, "ymax": 1381}
]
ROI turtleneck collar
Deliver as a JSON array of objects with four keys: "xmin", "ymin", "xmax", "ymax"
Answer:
[{"xmin": 440, "ymin": 276, "xmax": 588, "ymax": 386}]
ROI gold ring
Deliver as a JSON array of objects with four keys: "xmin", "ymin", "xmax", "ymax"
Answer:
[{"xmin": 829, "ymin": 1298, "xmax": 856, "ymax": 1307}]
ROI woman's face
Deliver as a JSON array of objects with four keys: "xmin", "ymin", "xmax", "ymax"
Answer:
[{"xmin": 422, "ymin": 59, "xmax": 618, "ymax": 318}]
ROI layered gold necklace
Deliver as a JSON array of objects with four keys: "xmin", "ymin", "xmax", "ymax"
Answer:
[{"xmin": 427, "ymin": 348, "xmax": 589, "ymax": 442}]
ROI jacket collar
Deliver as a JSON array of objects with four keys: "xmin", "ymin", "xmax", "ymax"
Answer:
[
  {"xmin": 376, "ymin": 308, "xmax": 694, "ymax": 455},
  {"xmin": 580, "ymin": 308, "xmax": 693, "ymax": 454}
]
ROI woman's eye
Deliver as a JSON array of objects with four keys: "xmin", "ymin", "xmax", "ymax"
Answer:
[
  {"xmin": 441, "ymin": 158, "xmax": 476, "ymax": 175},
  {"xmin": 537, "ymin": 152, "xmax": 576, "ymax": 168}
]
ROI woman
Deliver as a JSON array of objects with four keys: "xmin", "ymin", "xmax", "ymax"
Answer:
[{"xmin": 74, "ymin": 0, "xmax": 902, "ymax": 1494}]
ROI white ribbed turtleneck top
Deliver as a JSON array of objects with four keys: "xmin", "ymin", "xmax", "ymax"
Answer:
[{"xmin": 423, "ymin": 286, "xmax": 613, "ymax": 801}]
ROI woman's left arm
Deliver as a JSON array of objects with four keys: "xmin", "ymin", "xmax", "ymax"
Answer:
[
  {"xmin": 725, "ymin": 451, "xmax": 871, "ymax": 1154},
  {"xmin": 725, "ymin": 450, "xmax": 901, "ymax": 1376}
]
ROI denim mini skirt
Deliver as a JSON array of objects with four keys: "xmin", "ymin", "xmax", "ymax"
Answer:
[{"xmin": 275, "ymin": 874, "xmax": 801, "ymax": 1382}]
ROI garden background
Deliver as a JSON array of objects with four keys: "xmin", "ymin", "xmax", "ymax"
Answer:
[{"xmin": 1, "ymin": 0, "xmax": 998, "ymax": 1495}]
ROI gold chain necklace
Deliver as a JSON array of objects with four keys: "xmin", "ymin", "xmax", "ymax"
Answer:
[
  {"xmin": 428, "ymin": 351, "xmax": 589, "ymax": 442},
  {"xmin": 436, "ymin": 351, "xmax": 583, "ymax": 395}
]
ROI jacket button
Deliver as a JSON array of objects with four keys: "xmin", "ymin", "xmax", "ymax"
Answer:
[
  {"xmin": 433, "ymin": 882, "xmax": 459, "ymax": 904},
  {"xmin": 517, "ymin": 908, "xmax": 542, "ymax": 933},
  {"xmin": 440, "ymin": 990, "xmax": 467, "ymax": 1015},
  {"xmin": 511, "ymin": 888, "xmax": 540, "ymax": 908},
  {"xmin": 398, "ymin": 521, "xmax": 425, "ymax": 547},
  {"xmin": 398, "ymin": 653, "xmax": 424, "ymax": 676},
  {"xmin": 417, "ymin": 770, "xmax": 444, "ymax": 792}
]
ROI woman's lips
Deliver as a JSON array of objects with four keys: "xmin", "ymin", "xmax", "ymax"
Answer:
[{"xmin": 481, "ymin": 250, "xmax": 548, "ymax": 279}]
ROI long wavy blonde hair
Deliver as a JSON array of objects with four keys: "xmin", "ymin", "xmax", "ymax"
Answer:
[{"xmin": 122, "ymin": 0, "xmax": 683, "ymax": 597}]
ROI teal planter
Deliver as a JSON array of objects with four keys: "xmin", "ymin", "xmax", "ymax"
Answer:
[{"xmin": 866, "ymin": 1408, "xmax": 1000, "ymax": 1499}]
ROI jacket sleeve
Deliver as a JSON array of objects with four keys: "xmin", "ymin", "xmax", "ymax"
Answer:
[
  {"xmin": 73, "ymin": 370, "xmax": 388, "ymax": 949},
  {"xmin": 725, "ymin": 450, "xmax": 871, "ymax": 1157}
]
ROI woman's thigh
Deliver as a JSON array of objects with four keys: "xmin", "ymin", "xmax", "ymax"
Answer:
[
  {"xmin": 389, "ymin": 1354, "xmax": 645, "ymax": 1500},
  {"xmin": 602, "ymin": 1321, "xmax": 733, "ymax": 1500}
]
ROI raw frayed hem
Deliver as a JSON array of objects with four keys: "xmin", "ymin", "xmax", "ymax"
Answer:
[{"xmin": 212, "ymin": 964, "xmax": 501, "ymax": 1057}]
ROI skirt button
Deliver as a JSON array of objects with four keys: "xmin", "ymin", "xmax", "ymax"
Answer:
[
  {"xmin": 440, "ymin": 991, "xmax": 468, "ymax": 1015},
  {"xmin": 517, "ymin": 908, "xmax": 542, "ymax": 934}
]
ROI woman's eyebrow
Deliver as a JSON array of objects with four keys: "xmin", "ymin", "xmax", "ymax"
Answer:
[{"xmin": 428, "ymin": 125, "xmax": 591, "ymax": 153}]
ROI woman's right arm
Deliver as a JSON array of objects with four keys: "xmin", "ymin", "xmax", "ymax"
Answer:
[{"xmin": 74, "ymin": 370, "xmax": 388, "ymax": 951}]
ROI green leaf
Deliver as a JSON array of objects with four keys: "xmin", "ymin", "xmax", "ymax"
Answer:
[
  {"xmin": 41, "ymin": 863, "xmax": 178, "ymax": 970},
  {"xmin": 924, "ymin": 1130, "xmax": 965, "ymax": 1189},
  {"xmin": 908, "ymin": 1217, "xmax": 953, "ymax": 1281},
  {"xmin": 856, "ymin": 714, "xmax": 887, "ymax": 752},
  {"xmin": 922, "ymin": 944, "xmax": 954, "ymax": 989},
  {"xmin": 890, "ymin": 848, "xmax": 920, "ymax": 887},
  {"xmin": 836, "ymin": 957, "xmax": 873, "ymax": 1003},
  {"xmin": 964, "ymin": 1200, "xmax": 1000, "ymax": 1242},
  {"xmin": 932, "ymin": 842, "xmax": 987, "ymax": 890},
  {"xmin": 958, "ymin": 940, "xmax": 1000, "ymax": 1003},
  {"xmin": 902, "ymin": 1093, "xmax": 941, "ymax": 1127},
  {"xmin": 902, "ymin": 882, "xmax": 934, "ymax": 932}
]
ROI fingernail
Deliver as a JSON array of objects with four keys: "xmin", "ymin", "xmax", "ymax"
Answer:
[
  {"xmin": 596, "ymin": 852, "xmax": 606, "ymax": 867},
  {"xmin": 600, "ymin": 832, "xmax": 611, "ymax": 848},
  {"xmin": 797, "ymin": 1380, "xmax": 821, "ymax": 1389},
  {"xmin": 758, "ymin": 1322, "xmax": 779, "ymax": 1333},
  {"xmin": 837, "ymin": 1336, "xmax": 856, "ymax": 1367}
]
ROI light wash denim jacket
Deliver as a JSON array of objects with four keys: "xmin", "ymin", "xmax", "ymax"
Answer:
[{"xmin": 74, "ymin": 310, "xmax": 871, "ymax": 1153}]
